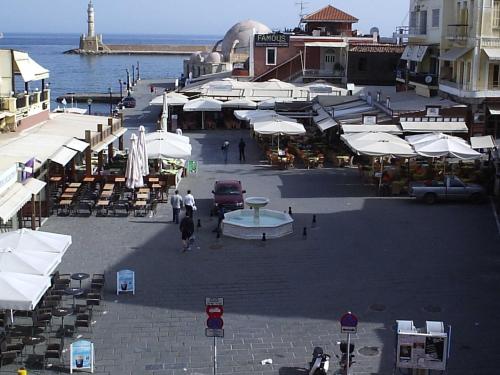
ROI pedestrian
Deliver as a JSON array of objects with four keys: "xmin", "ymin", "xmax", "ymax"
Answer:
[
  {"xmin": 238, "ymin": 138, "xmax": 246, "ymax": 162},
  {"xmin": 170, "ymin": 190, "xmax": 183, "ymax": 224},
  {"xmin": 221, "ymin": 140, "xmax": 229, "ymax": 164},
  {"xmin": 183, "ymin": 190, "xmax": 196, "ymax": 217},
  {"xmin": 179, "ymin": 214, "xmax": 194, "ymax": 252},
  {"xmin": 212, "ymin": 205, "xmax": 225, "ymax": 234}
]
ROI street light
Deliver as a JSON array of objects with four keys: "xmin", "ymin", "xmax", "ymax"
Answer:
[
  {"xmin": 132, "ymin": 65, "xmax": 135, "ymax": 86},
  {"xmin": 108, "ymin": 87, "xmax": 113, "ymax": 116},
  {"xmin": 87, "ymin": 98, "xmax": 92, "ymax": 115},
  {"xmin": 118, "ymin": 79, "xmax": 123, "ymax": 99},
  {"xmin": 126, "ymin": 68, "xmax": 130, "ymax": 94},
  {"xmin": 136, "ymin": 61, "xmax": 140, "ymax": 81}
]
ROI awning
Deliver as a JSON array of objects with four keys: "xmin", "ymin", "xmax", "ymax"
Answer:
[
  {"xmin": 91, "ymin": 135, "xmax": 118, "ymax": 153},
  {"xmin": 400, "ymin": 121, "xmax": 468, "ymax": 133},
  {"xmin": 23, "ymin": 178, "xmax": 46, "ymax": 195},
  {"xmin": 483, "ymin": 48, "xmax": 500, "ymax": 61},
  {"xmin": 439, "ymin": 47, "xmax": 472, "ymax": 61},
  {"xmin": 65, "ymin": 138, "xmax": 89, "ymax": 152},
  {"xmin": 470, "ymin": 135, "xmax": 496, "ymax": 149},
  {"xmin": 316, "ymin": 118, "xmax": 338, "ymax": 132},
  {"xmin": 488, "ymin": 104, "xmax": 500, "ymax": 115},
  {"xmin": 49, "ymin": 147, "xmax": 77, "ymax": 166},
  {"xmin": 341, "ymin": 125, "xmax": 403, "ymax": 134},
  {"xmin": 304, "ymin": 41, "xmax": 347, "ymax": 48},
  {"xmin": 112, "ymin": 128, "xmax": 128, "ymax": 138},
  {"xmin": 0, "ymin": 183, "xmax": 32, "ymax": 222},
  {"xmin": 401, "ymin": 45, "xmax": 429, "ymax": 62},
  {"xmin": 12, "ymin": 51, "xmax": 49, "ymax": 82}
]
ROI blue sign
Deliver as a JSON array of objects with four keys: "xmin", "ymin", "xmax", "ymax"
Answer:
[
  {"xmin": 70, "ymin": 340, "xmax": 94, "ymax": 373},
  {"xmin": 340, "ymin": 312, "xmax": 358, "ymax": 333},
  {"xmin": 117, "ymin": 269, "xmax": 135, "ymax": 295},
  {"xmin": 207, "ymin": 317, "xmax": 224, "ymax": 329}
]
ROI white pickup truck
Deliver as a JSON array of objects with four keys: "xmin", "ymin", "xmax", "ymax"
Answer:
[{"xmin": 409, "ymin": 176, "xmax": 485, "ymax": 204}]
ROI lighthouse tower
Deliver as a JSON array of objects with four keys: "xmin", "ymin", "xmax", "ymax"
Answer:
[{"xmin": 79, "ymin": 0, "xmax": 106, "ymax": 53}]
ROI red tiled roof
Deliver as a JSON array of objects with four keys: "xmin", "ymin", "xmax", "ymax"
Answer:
[{"xmin": 302, "ymin": 5, "xmax": 358, "ymax": 23}]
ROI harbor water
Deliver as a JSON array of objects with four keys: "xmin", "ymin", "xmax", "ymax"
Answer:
[{"xmin": 0, "ymin": 33, "xmax": 220, "ymax": 113}]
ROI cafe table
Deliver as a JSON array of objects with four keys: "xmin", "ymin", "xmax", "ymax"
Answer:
[
  {"xmin": 103, "ymin": 183, "xmax": 115, "ymax": 190},
  {"xmin": 64, "ymin": 287, "xmax": 85, "ymax": 310},
  {"xmin": 71, "ymin": 273, "xmax": 90, "ymax": 288},
  {"xmin": 65, "ymin": 188, "xmax": 78, "ymax": 193},
  {"xmin": 69, "ymin": 183, "xmax": 81, "ymax": 188},
  {"xmin": 136, "ymin": 193, "xmax": 149, "ymax": 200},
  {"xmin": 83, "ymin": 176, "xmax": 95, "ymax": 183},
  {"xmin": 22, "ymin": 335, "xmax": 46, "ymax": 354},
  {"xmin": 52, "ymin": 307, "xmax": 74, "ymax": 335},
  {"xmin": 100, "ymin": 190, "xmax": 113, "ymax": 198}
]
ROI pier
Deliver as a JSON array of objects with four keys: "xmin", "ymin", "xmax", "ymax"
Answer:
[
  {"xmin": 56, "ymin": 93, "xmax": 122, "ymax": 104},
  {"xmin": 64, "ymin": 44, "xmax": 212, "ymax": 55}
]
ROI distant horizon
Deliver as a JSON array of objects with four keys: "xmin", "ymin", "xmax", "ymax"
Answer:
[{"xmin": 1, "ymin": 31, "xmax": 224, "ymax": 38}]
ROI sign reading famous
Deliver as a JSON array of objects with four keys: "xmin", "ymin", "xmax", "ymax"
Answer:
[{"xmin": 255, "ymin": 33, "xmax": 290, "ymax": 47}]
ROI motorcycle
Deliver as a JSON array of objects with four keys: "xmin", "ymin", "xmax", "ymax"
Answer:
[
  {"xmin": 309, "ymin": 346, "xmax": 330, "ymax": 375},
  {"xmin": 338, "ymin": 341, "xmax": 355, "ymax": 374}
]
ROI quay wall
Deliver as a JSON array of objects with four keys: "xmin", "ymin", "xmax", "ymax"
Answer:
[{"xmin": 64, "ymin": 44, "xmax": 212, "ymax": 55}]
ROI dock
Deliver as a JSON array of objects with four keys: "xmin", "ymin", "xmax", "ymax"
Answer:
[
  {"xmin": 64, "ymin": 44, "xmax": 212, "ymax": 55},
  {"xmin": 56, "ymin": 93, "xmax": 122, "ymax": 104}
]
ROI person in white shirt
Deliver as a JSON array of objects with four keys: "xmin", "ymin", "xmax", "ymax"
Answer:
[
  {"xmin": 170, "ymin": 190, "xmax": 183, "ymax": 224},
  {"xmin": 183, "ymin": 190, "xmax": 195, "ymax": 217}
]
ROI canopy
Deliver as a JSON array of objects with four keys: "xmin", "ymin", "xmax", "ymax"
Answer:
[
  {"xmin": 222, "ymin": 98, "xmax": 258, "ymax": 109},
  {"xmin": 483, "ymin": 48, "xmax": 500, "ymax": 61},
  {"xmin": 253, "ymin": 117, "xmax": 306, "ymax": 135},
  {"xmin": 341, "ymin": 125, "xmax": 403, "ymax": 134},
  {"xmin": 50, "ymin": 147, "xmax": 78, "ymax": 167},
  {"xmin": 150, "ymin": 92, "xmax": 189, "ymax": 106},
  {"xmin": 0, "ymin": 248, "xmax": 61, "ymax": 276},
  {"xmin": 316, "ymin": 118, "xmax": 337, "ymax": 132},
  {"xmin": 146, "ymin": 134, "xmax": 192, "ymax": 159},
  {"xmin": 401, "ymin": 45, "xmax": 429, "ymax": 62},
  {"xmin": 413, "ymin": 137, "xmax": 481, "ymax": 159},
  {"xmin": 183, "ymin": 97, "xmax": 222, "ymax": 112},
  {"xmin": 23, "ymin": 178, "xmax": 46, "ymax": 195},
  {"xmin": 257, "ymin": 98, "xmax": 296, "ymax": 110},
  {"xmin": 0, "ymin": 183, "xmax": 33, "ymax": 222},
  {"xmin": 250, "ymin": 114, "xmax": 297, "ymax": 125},
  {"xmin": 0, "ymin": 272, "xmax": 51, "ymax": 311},
  {"xmin": 125, "ymin": 134, "xmax": 144, "ymax": 189},
  {"xmin": 439, "ymin": 47, "xmax": 473, "ymax": 61},
  {"xmin": 65, "ymin": 138, "xmax": 89, "ymax": 152},
  {"xmin": 304, "ymin": 41, "xmax": 347, "ymax": 48},
  {"xmin": 341, "ymin": 132, "xmax": 416, "ymax": 157},
  {"xmin": 470, "ymin": 135, "xmax": 496, "ymax": 149},
  {"xmin": 145, "ymin": 130, "xmax": 190, "ymax": 144},
  {"xmin": 400, "ymin": 121, "xmax": 468, "ymax": 133},
  {"xmin": 0, "ymin": 228, "xmax": 72, "ymax": 255},
  {"xmin": 13, "ymin": 51, "xmax": 49, "ymax": 82},
  {"xmin": 406, "ymin": 132, "xmax": 467, "ymax": 146}
]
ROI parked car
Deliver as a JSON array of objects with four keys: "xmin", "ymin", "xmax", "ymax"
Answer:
[
  {"xmin": 409, "ymin": 176, "xmax": 485, "ymax": 204},
  {"xmin": 211, "ymin": 180, "xmax": 246, "ymax": 215},
  {"xmin": 121, "ymin": 96, "xmax": 136, "ymax": 108}
]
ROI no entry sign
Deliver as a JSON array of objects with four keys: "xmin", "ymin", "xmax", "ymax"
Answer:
[
  {"xmin": 206, "ymin": 297, "xmax": 224, "ymax": 338},
  {"xmin": 340, "ymin": 312, "xmax": 358, "ymax": 334}
]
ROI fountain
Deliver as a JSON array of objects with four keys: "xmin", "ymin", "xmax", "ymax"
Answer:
[{"xmin": 222, "ymin": 197, "xmax": 294, "ymax": 240}]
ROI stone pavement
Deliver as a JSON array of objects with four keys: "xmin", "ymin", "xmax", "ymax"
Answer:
[{"xmin": 14, "ymin": 126, "xmax": 498, "ymax": 375}]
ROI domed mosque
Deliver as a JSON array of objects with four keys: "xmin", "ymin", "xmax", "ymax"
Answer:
[{"xmin": 184, "ymin": 20, "xmax": 271, "ymax": 80}]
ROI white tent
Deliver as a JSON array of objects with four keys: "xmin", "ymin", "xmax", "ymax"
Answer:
[
  {"xmin": 0, "ymin": 248, "xmax": 61, "ymax": 276},
  {"xmin": 146, "ymin": 134, "xmax": 192, "ymax": 159},
  {"xmin": 0, "ymin": 272, "xmax": 51, "ymax": 311},
  {"xmin": 125, "ymin": 134, "xmax": 144, "ymax": 189},
  {"xmin": 137, "ymin": 126, "xmax": 150, "ymax": 176},
  {"xmin": 341, "ymin": 132, "xmax": 416, "ymax": 157},
  {"xmin": 221, "ymin": 98, "xmax": 258, "ymax": 109},
  {"xmin": 145, "ymin": 130, "xmax": 190, "ymax": 144},
  {"xmin": 0, "ymin": 228, "xmax": 72, "ymax": 255},
  {"xmin": 183, "ymin": 98, "xmax": 223, "ymax": 130}
]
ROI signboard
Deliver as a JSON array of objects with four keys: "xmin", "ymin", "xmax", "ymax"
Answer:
[
  {"xmin": 70, "ymin": 340, "xmax": 94, "ymax": 373},
  {"xmin": 363, "ymin": 114, "xmax": 378, "ymax": 125},
  {"xmin": 255, "ymin": 33, "xmax": 290, "ymax": 48},
  {"xmin": 116, "ymin": 269, "xmax": 135, "ymax": 295},
  {"xmin": 187, "ymin": 160, "xmax": 198, "ymax": 174},
  {"xmin": 340, "ymin": 312, "xmax": 358, "ymax": 334},
  {"xmin": 205, "ymin": 297, "xmax": 224, "ymax": 306},
  {"xmin": 205, "ymin": 328, "xmax": 224, "ymax": 337},
  {"xmin": 426, "ymin": 105, "xmax": 441, "ymax": 117},
  {"xmin": 397, "ymin": 333, "xmax": 447, "ymax": 371},
  {"xmin": 206, "ymin": 297, "xmax": 224, "ymax": 337}
]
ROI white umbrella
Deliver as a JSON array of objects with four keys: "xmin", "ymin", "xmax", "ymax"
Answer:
[
  {"xmin": 234, "ymin": 109, "xmax": 275, "ymax": 121},
  {"xmin": 250, "ymin": 114, "xmax": 297, "ymax": 125},
  {"xmin": 0, "ymin": 272, "xmax": 51, "ymax": 311},
  {"xmin": 0, "ymin": 228, "xmax": 71, "ymax": 255},
  {"xmin": 341, "ymin": 132, "xmax": 416, "ymax": 157},
  {"xmin": 149, "ymin": 92, "xmax": 189, "ymax": 106},
  {"xmin": 125, "ymin": 133, "xmax": 144, "ymax": 189},
  {"xmin": 0, "ymin": 248, "xmax": 61, "ymax": 276},
  {"xmin": 146, "ymin": 130, "xmax": 190, "ymax": 144},
  {"xmin": 222, "ymin": 98, "xmax": 257, "ymax": 109},
  {"xmin": 253, "ymin": 115, "xmax": 306, "ymax": 150},
  {"xmin": 263, "ymin": 79, "xmax": 296, "ymax": 90},
  {"xmin": 183, "ymin": 97, "xmax": 222, "ymax": 130},
  {"xmin": 137, "ymin": 126, "xmax": 150, "ymax": 176},
  {"xmin": 406, "ymin": 132, "xmax": 468, "ymax": 146},
  {"xmin": 413, "ymin": 137, "xmax": 481, "ymax": 159},
  {"xmin": 146, "ymin": 135, "xmax": 192, "ymax": 160}
]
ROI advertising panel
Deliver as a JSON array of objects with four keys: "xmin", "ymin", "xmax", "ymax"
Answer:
[
  {"xmin": 70, "ymin": 340, "xmax": 94, "ymax": 373},
  {"xmin": 255, "ymin": 33, "xmax": 290, "ymax": 47},
  {"xmin": 397, "ymin": 333, "xmax": 447, "ymax": 371},
  {"xmin": 116, "ymin": 269, "xmax": 135, "ymax": 295}
]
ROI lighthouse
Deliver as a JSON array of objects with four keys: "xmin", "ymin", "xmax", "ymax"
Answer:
[
  {"xmin": 87, "ymin": 0, "xmax": 95, "ymax": 38},
  {"xmin": 79, "ymin": 0, "xmax": 106, "ymax": 53}
]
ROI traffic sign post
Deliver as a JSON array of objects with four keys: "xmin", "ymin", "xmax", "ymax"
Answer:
[
  {"xmin": 206, "ymin": 298, "xmax": 224, "ymax": 375},
  {"xmin": 340, "ymin": 312, "xmax": 358, "ymax": 374}
]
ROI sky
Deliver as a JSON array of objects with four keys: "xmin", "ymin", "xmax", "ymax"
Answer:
[{"xmin": 2, "ymin": 0, "xmax": 409, "ymax": 37}]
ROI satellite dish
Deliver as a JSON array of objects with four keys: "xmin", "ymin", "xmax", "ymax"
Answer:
[{"xmin": 425, "ymin": 75, "xmax": 433, "ymax": 84}]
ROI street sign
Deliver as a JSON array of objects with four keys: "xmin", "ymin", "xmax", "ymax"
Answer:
[
  {"xmin": 205, "ymin": 328, "xmax": 224, "ymax": 338},
  {"xmin": 207, "ymin": 317, "xmax": 224, "ymax": 329},
  {"xmin": 205, "ymin": 297, "xmax": 224, "ymax": 306},
  {"xmin": 206, "ymin": 305, "xmax": 223, "ymax": 317},
  {"xmin": 340, "ymin": 312, "xmax": 358, "ymax": 334},
  {"xmin": 206, "ymin": 297, "xmax": 224, "ymax": 338}
]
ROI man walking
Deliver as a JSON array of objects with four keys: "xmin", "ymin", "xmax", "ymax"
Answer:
[
  {"xmin": 183, "ymin": 190, "xmax": 196, "ymax": 217},
  {"xmin": 179, "ymin": 214, "xmax": 194, "ymax": 252},
  {"xmin": 238, "ymin": 138, "xmax": 246, "ymax": 162},
  {"xmin": 221, "ymin": 140, "xmax": 229, "ymax": 164},
  {"xmin": 170, "ymin": 190, "xmax": 183, "ymax": 224}
]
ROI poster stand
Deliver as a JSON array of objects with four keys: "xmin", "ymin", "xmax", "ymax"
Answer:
[
  {"xmin": 116, "ymin": 270, "xmax": 135, "ymax": 295},
  {"xmin": 70, "ymin": 340, "xmax": 94, "ymax": 374}
]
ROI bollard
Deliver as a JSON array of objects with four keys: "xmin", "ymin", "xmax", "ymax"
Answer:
[
  {"xmin": 288, "ymin": 207, "xmax": 292, "ymax": 216},
  {"xmin": 18, "ymin": 368, "xmax": 27, "ymax": 375},
  {"xmin": 197, "ymin": 219, "xmax": 201, "ymax": 228},
  {"xmin": 303, "ymin": 227, "xmax": 307, "ymax": 239},
  {"xmin": 262, "ymin": 233, "xmax": 266, "ymax": 242},
  {"xmin": 312, "ymin": 214, "xmax": 317, "ymax": 227}
]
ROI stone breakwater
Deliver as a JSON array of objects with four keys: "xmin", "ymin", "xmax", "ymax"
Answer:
[{"xmin": 64, "ymin": 44, "xmax": 212, "ymax": 55}]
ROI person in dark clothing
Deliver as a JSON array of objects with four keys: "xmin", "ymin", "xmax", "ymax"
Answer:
[
  {"xmin": 179, "ymin": 215, "xmax": 194, "ymax": 252},
  {"xmin": 212, "ymin": 206, "xmax": 225, "ymax": 233},
  {"xmin": 238, "ymin": 138, "xmax": 246, "ymax": 162}
]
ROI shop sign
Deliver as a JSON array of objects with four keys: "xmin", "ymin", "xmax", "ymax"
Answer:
[
  {"xmin": 116, "ymin": 269, "xmax": 135, "ymax": 295},
  {"xmin": 70, "ymin": 340, "xmax": 94, "ymax": 373},
  {"xmin": 187, "ymin": 160, "xmax": 198, "ymax": 174},
  {"xmin": 397, "ymin": 333, "xmax": 447, "ymax": 371},
  {"xmin": 255, "ymin": 33, "xmax": 290, "ymax": 47},
  {"xmin": 0, "ymin": 164, "xmax": 17, "ymax": 196}
]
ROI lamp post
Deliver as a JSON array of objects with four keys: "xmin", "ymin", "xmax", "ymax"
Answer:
[
  {"xmin": 108, "ymin": 87, "xmax": 113, "ymax": 116},
  {"xmin": 136, "ymin": 61, "xmax": 140, "ymax": 81},
  {"xmin": 132, "ymin": 65, "xmax": 135, "ymax": 86},
  {"xmin": 126, "ymin": 68, "xmax": 130, "ymax": 94},
  {"xmin": 118, "ymin": 79, "xmax": 123, "ymax": 99},
  {"xmin": 87, "ymin": 98, "xmax": 92, "ymax": 115}
]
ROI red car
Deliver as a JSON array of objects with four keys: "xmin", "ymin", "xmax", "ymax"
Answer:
[{"xmin": 211, "ymin": 180, "xmax": 246, "ymax": 215}]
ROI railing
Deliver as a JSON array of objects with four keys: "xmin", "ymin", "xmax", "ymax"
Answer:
[
  {"xmin": 303, "ymin": 69, "xmax": 345, "ymax": 78},
  {"xmin": 482, "ymin": 37, "xmax": 500, "ymax": 48},
  {"xmin": 397, "ymin": 69, "xmax": 438, "ymax": 86},
  {"xmin": 447, "ymin": 25, "xmax": 468, "ymax": 40},
  {"xmin": 408, "ymin": 26, "xmax": 427, "ymax": 36},
  {"xmin": 16, "ymin": 96, "xmax": 27, "ymax": 109},
  {"xmin": 41, "ymin": 89, "xmax": 50, "ymax": 102}
]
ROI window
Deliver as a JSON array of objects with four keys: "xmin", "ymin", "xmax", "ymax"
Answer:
[
  {"xmin": 419, "ymin": 10, "xmax": 428, "ymax": 34},
  {"xmin": 492, "ymin": 64, "xmax": 500, "ymax": 88},
  {"xmin": 494, "ymin": 0, "xmax": 500, "ymax": 28},
  {"xmin": 432, "ymin": 9, "xmax": 440, "ymax": 27},
  {"xmin": 358, "ymin": 57, "xmax": 368, "ymax": 71},
  {"xmin": 325, "ymin": 54, "xmax": 335, "ymax": 63},
  {"xmin": 266, "ymin": 48, "xmax": 277, "ymax": 66}
]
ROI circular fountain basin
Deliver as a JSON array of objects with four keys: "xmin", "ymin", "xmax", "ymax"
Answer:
[
  {"xmin": 245, "ymin": 197, "xmax": 269, "ymax": 209},
  {"xmin": 223, "ymin": 209, "xmax": 293, "ymax": 240}
]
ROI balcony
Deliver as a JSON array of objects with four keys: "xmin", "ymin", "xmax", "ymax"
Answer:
[
  {"xmin": 397, "ymin": 69, "xmax": 438, "ymax": 86},
  {"xmin": 447, "ymin": 25, "xmax": 468, "ymax": 41},
  {"xmin": 408, "ymin": 26, "xmax": 427, "ymax": 37}
]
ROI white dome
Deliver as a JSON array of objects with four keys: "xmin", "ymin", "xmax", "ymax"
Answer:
[
  {"xmin": 205, "ymin": 52, "xmax": 223, "ymax": 63},
  {"xmin": 189, "ymin": 52, "xmax": 205, "ymax": 63},
  {"xmin": 221, "ymin": 20, "xmax": 272, "ymax": 58}
]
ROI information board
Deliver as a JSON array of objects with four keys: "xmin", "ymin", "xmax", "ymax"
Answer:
[
  {"xmin": 397, "ymin": 333, "xmax": 447, "ymax": 371},
  {"xmin": 70, "ymin": 340, "xmax": 94, "ymax": 373},
  {"xmin": 116, "ymin": 269, "xmax": 135, "ymax": 295},
  {"xmin": 187, "ymin": 160, "xmax": 198, "ymax": 174}
]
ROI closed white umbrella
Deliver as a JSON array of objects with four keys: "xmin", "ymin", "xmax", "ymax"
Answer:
[
  {"xmin": 149, "ymin": 92, "xmax": 189, "ymax": 106},
  {"xmin": 0, "ymin": 228, "xmax": 71, "ymax": 255},
  {"xmin": 222, "ymin": 98, "xmax": 258, "ymax": 109},
  {"xmin": 125, "ymin": 134, "xmax": 144, "ymax": 189},
  {"xmin": 137, "ymin": 126, "xmax": 150, "ymax": 176},
  {"xmin": 0, "ymin": 248, "xmax": 61, "ymax": 276},
  {"xmin": 183, "ymin": 98, "xmax": 223, "ymax": 130},
  {"xmin": 0, "ymin": 272, "xmax": 51, "ymax": 311},
  {"xmin": 146, "ymin": 135, "xmax": 192, "ymax": 160},
  {"xmin": 145, "ymin": 130, "xmax": 190, "ymax": 144}
]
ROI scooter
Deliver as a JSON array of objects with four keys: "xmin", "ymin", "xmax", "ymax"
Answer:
[
  {"xmin": 338, "ymin": 341, "xmax": 355, "ymax": 374},
  {"xmin": 309, "ymin": 347, "xmax": 330, "ymax": 375}
]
